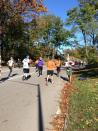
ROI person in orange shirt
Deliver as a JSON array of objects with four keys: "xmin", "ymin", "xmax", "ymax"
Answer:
[
  {"xmin": 55, "ymin": 58, "xmax": 61, "ymax": 77},
  {"xmin": 46, "ymin": 57, "xmax": 56, "ymax": 85}
]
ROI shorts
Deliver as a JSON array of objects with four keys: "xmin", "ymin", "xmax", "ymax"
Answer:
[
  {"xmin": 38, "ymin": 66, "xmax": 43, "ymax": 70},
  {"xmin": 66, "ymin": 67, "xmax": 72, "ymax": 76},
  {"xmin": 47, "ymin": 70, "xmax": 54, "ymax": 76},
  {"xmin": 23, "ymin": 68, "xmax": 29, "ymax": 73}
]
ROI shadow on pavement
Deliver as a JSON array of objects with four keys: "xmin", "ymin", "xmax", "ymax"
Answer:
[
  {"xmin": 9, "ymin": 82, "xmax": 44, "ymax": 131},
  {"xmin": 54, "ymin": 72, "xmax": 57, "ymax": 76},
  {"xmin": 37, "ymin": 84, "xmax": 44, "ymax": 131},
  {"xmin": 0, "ymin": 77, "xmax": 9, "ymax": 83},
  {"xmin": 10, "ymin": 80, "xmax": 38, "ymax": 86},
  {"xmin": 11, "ymin": 73, "xmax": 18, "ymax": 77},
  {"xmin": 0, "ymin": 73, "xmax": 18, "ymax": 83},
  {"xmin": 53, "ymin": 72, "xmax": 69, "ymax": 82},
  {"xmin": 60, "ymin": 76, "xmax": 69, "ymax": 82}
]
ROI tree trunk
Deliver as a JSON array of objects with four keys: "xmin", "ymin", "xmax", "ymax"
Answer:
[{"xmin": 92, "ymin": 32, "xmax": 95, "ymax": 46}]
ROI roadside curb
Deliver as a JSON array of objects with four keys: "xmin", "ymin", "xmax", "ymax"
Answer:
[{"xmin": 49, "ymin": 82, "xmax": 73, "ymax": 131}]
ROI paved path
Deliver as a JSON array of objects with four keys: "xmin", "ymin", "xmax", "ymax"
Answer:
[{"xmin": 0, "ymin": 67, "xmax": 67, "ymax": 131}]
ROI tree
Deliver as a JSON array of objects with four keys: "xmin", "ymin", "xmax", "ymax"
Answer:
[
  {"xmin": 15, "ymin": 0, "xmax": 47, "ymax": 14},
  {"xmin": 0, "ymin": 0, "xmax": 47, "ymax": 65},
  {"xmin": 35, "ymin": 15, "xmax": 72, "ymax": 58},
  {"xmin": 0, "ymin": 0, "xmax": 25, "ymax": 61},
  {"xmin": 66, "ymin": 3, "xmax": 98, "ymax": 60}
]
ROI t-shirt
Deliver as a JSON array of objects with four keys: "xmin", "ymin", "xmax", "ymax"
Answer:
[
  {"xmin": 37, "ymin": 60, "xmax": 43, "ymax": 67},
  {"xmin": 8, "ymin": 60, "xmax": 14, "ymax": 67},
  {"xmin": 22, "ymin": 58, "xmax": 30, "ymax": 69},
  {"xmin": 47, "ymin": 60, "xmax": 56, "ymax": 70}
]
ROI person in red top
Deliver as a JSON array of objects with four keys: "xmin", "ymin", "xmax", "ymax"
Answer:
[{"xmin": 46, "ymin": 57, "xmax": 56, "ymax": 85}]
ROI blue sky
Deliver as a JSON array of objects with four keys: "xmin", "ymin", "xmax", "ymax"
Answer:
[
  {"xmin": 24, "ymin": 0, "xmax": 82, "ymax": 48},
  {"xmin": 44, "ymin": 0, "xmax": 79, "ymax": 21},
  {"xmin": 24, "ymin": 0, "xmax": 79, "ymax": 22},
  {"xmin": 44, "ymin": 0, "xmax": 83, "ymax": 49}
]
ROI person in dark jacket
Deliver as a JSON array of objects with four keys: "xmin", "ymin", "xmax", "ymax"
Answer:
[{"xmin": 37, "ymin": 57, "xmax": 44, "ymax": 77}]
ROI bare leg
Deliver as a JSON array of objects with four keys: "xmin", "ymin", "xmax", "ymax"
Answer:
[
  {"xmin": 51, "ymin": 75, "xmax": 54, "ymax": 83},
  {"xmin": 46, "ymin": 75, "xmax": 50, "ymax": 85}
]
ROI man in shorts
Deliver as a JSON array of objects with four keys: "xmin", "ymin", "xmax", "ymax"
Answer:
[
  {"xmin": 22, "ymin": 55, "xmax": 30, "ymax": 80},
  {"xmin": 46, "ymin": 57, "xmax": 56, "ymax": 85}
]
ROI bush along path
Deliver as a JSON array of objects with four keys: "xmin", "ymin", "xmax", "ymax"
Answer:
[{"xmin": 49, "ymin": 82, "xmax": 73, "ymax": 131}]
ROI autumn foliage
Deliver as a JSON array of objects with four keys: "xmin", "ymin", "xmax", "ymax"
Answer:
[{"xmin": 15, "ymin": 0, "xmax": 47, "ymax": 14}]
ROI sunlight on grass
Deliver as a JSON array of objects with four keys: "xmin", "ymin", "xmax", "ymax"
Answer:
[{"xmin": 66, "ymin": 78, "xmax": 98, "ymax": 131}]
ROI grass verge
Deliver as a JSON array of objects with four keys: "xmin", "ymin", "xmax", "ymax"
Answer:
[{"xmin": 66, "ymin": 76, "xmax": 98, "ymax": 131}]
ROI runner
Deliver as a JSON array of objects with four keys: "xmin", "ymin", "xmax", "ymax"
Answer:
[
  {"xmin": 46, "ymin": 57, "xmax": 56, "ymax": 85},
  {"xmin": 37, "ymin": 57, "xmax": 44, "ymax": 77},
  {"xmin": 7, "ymin": 57, "xmax": 14, "ymax": 78},
  {"xmin": 55, "ymin": 57, "xmax": 61, "ymax": 77},
  {"xmin": 66, "ymin": 62, "xmax": 72, "ymax": 83},
  {"xmin": 22, "ymin": 55, "xmax": 30, "ymax": 80}
]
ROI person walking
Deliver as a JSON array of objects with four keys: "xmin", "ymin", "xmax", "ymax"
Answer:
[
  {"xmin": 46, "ymin": 57, "xmax": 56, "ymax": 85},
  {"xmin": 55, "ymin": 58, "xmax": 61, "ymax": 77},
  {"xmin": 66, "ymin": 62, "xmax": 72, "ymax": 83},
  {"xmin": 37, "ymin": 57, "xmax": 44, "ymax": 77},
  {"xmin": 7, "ymin": 57, "xmax": 14, "ymax": 78},
  {"xmin": 22, "ymin": 55, "xmax": 30, "ymax": 80}
]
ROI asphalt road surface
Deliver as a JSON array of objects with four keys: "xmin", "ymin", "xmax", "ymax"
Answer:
[{"xmin": 0, "ymin": 66, "xmax": 67, "ymax": 131}]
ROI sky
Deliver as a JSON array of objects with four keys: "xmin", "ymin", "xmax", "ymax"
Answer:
[
  {"xmin": 24, "ymin": 0, "xmax": 81, "ymax": 48},
  {"xmin": 24, "ymin": 0, "xmax": 79, "ymax": 23},
  {"xmin": 44, "ymin": 0, "xmax": 79, "ymax": 21},
  {"xmin": 44, "ymin": 0, "xmax": 81, "ymax": 50}
]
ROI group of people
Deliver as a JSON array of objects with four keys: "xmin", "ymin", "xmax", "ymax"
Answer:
[
  {"xmin": 34, "ymin": 56, "xmax": 61, "ymax": 85},
  {"xmin": 7, "ymin": 55, "xmax": 72, "ymax": 84}
]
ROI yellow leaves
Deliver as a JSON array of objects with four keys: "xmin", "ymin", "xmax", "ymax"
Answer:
[
  {"xmin": 86, "ymin": 119, "xmax": 93, "ymax": 125},
  {"xmin": 94, "ymin": 117, "xmax": 98, "ymax": 122},
  {"xmin": 15, "ymin": 0, "xmax": 47, "ymax": 14},
  {"xmin": 36, "ymin": 17, "xmax": 48, "ymax": 29}
]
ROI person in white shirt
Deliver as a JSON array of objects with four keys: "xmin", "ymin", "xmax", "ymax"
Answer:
[
  {"xmin": 22, "ymin": 55, "xmax": 30, "ymax": 80},
  {"xmin": 7, "ymin": 57, "xmax": 14, "ymax": 77}
]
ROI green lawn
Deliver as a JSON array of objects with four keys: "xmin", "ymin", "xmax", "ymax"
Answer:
[{"xmin": 66, "ymin": 77, "xmax": 98, "ymax": 131}]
